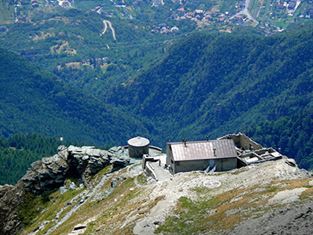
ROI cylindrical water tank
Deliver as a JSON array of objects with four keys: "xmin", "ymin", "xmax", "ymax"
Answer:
[{"xmin": 128, "ymin": 136, "xmax": 150, "ymax": 158}]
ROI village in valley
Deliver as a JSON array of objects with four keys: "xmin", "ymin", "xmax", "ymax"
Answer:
[
  {"xmin": 2, "ymin": 0, "xmax": 313, "ymax": 34},
  {"xmin": 151, "ymin": 0, "xmax": 313, "ymax": 34}
]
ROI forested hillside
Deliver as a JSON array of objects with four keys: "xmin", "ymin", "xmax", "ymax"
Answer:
[
  {"xmin": 0, "ymin": 134, "xmax": 67, "ymax": 184},
  {"xmin": 0, "ymin": 48, "xmax": 150, "ymax": 146},
  {"xmin": 108, "ymin": 24, "xmax": 313, "ymax": 169}
]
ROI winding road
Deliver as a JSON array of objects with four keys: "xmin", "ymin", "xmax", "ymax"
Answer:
[{"xmin": 100, "ymin": 20, "xmax": 117, "ymax": 41}]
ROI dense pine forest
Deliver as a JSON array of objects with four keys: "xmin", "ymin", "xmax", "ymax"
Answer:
[
  {"xmin": 0, "ymin": 48, "xmax": 150, "ymax": 145},
  {"xmin": 0, "ymin": 134, "xmax": 65, "ymax": 184}
]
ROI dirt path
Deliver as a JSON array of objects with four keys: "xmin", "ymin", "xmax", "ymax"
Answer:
[
  {"xmin": 149, "ymin": 161, "xmax": 172, "ymax": 181},
  {"xmin": 133, "ymin": 174, "xmax": 222, "ymax": 235}
]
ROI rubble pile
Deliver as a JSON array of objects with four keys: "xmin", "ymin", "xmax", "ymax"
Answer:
[{"xmin": 220, "ymin": 133, "xmax": 284, "ymax": 166}]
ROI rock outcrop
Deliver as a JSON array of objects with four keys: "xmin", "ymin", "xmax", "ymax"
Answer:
[
  {"xmin": 21, "ymin": 148, "xmax": 69, "ymax": 194},
  {"xmin": 0, "ymin": 145, "xmax": 130, "ymax": 235},
  {"xmin": 21, "ymin": 145, "xmax": 129, "ymax": 194}
]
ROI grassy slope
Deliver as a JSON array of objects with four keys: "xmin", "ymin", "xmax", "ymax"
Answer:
[
  {"xmin": 19, "ymin": 161, "xmax": 313, "ymax": 235},
  {"xmin": 20, "ymin": 168, "xmax": 157, "ymax": 235}
]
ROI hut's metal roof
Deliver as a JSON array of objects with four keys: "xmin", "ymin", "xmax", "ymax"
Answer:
[
  {"xmin": 128, "ymin": 136, "xmax": 150, "ymax": 147},
  {"xmin": 168, "ymin": 139, "xmax": 237, "ymax": 161}
]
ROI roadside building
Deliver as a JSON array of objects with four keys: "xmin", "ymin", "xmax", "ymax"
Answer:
[{"xmin": 166, "ymin": 139, "xmax": 238, "ymax": 174}]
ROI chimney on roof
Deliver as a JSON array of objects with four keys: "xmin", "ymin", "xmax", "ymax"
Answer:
[{"xmin": 213, "ymin": 148, "xmax": 217, "ymax": 157}]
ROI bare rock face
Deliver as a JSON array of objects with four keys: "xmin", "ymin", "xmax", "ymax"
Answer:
[
  {"xmin": 231, "ymin": 200, "xmax": 313, "ymax": 235},
  {"xmin": 21, "ymin": 148, "xmax": 70, "ymax": 194},
  {"xmin": 0, "ymin": 184, "xmax": 24, "ymax": 235}
]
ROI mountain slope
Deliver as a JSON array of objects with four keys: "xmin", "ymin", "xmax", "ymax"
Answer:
[
  {"xmin": 1, "ymin": 0, "xmax": 312, "ymax": 99},
  {"xmin": 1, "ymin": 145, "xmax": 312, "ymax": 235},
  {"xmin": 0, "ymin": 48, "xmax": 150, "ymax": 145},
  {"xmin": 108, "ymin": 25, "xmax": 313, "ymax": 168}
]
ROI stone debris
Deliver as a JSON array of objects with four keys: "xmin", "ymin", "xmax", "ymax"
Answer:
[
  {"xmin": 220, "ymin": 133, "xmax": 284, "ymax": 166},
  {"xmin": 73, "ymin": 224, "xmax": 87, "ymax": 230},
  {"xmin": 30, "ymin": 220, "xmax": 49, "ymax": 234},
  {"xmin": 285, "ymin": 158, "xmax": 297, "ymax": 167},
  {"xmin": 59, "ymin": 186, "xmax": 67, "ymax": 194},
  {"xmin": 68, "ymin": 217, "xmax": 97, "ymax": 235},
  {"xmin": 69, "ymin": 182, "xmax": 77, "ymax": 190}
]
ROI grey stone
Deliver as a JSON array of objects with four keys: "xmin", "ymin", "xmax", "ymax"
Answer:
[
  {"xmin": 57, "ymin": 145, "xmax": 67, "ymax": 152},
  {"xmin": 19, "ymin": 145, "xmax": 121, "ymax": 194},
  {"xmin": 59, "ymin": 186, "xmax": 67, "ymax": 194},
  {"xmin": 82, "ymin": 155, "xmax": 89, "ymax": 161},
  {"xmin": 85, "ymin": 148, "xmax": 102, "ymax": 157},
  {"xmin": 285, "ymin": 158, "xmax": 297, "ymax": 167},
  {"xmin": 69, "ymin": 182, "xmax": 77, "ymax": 190}
]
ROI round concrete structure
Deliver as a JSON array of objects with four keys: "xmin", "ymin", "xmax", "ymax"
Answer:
[{"xmin": 128, "ymin": 136, "xmax": 150, "ymax": 158}]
